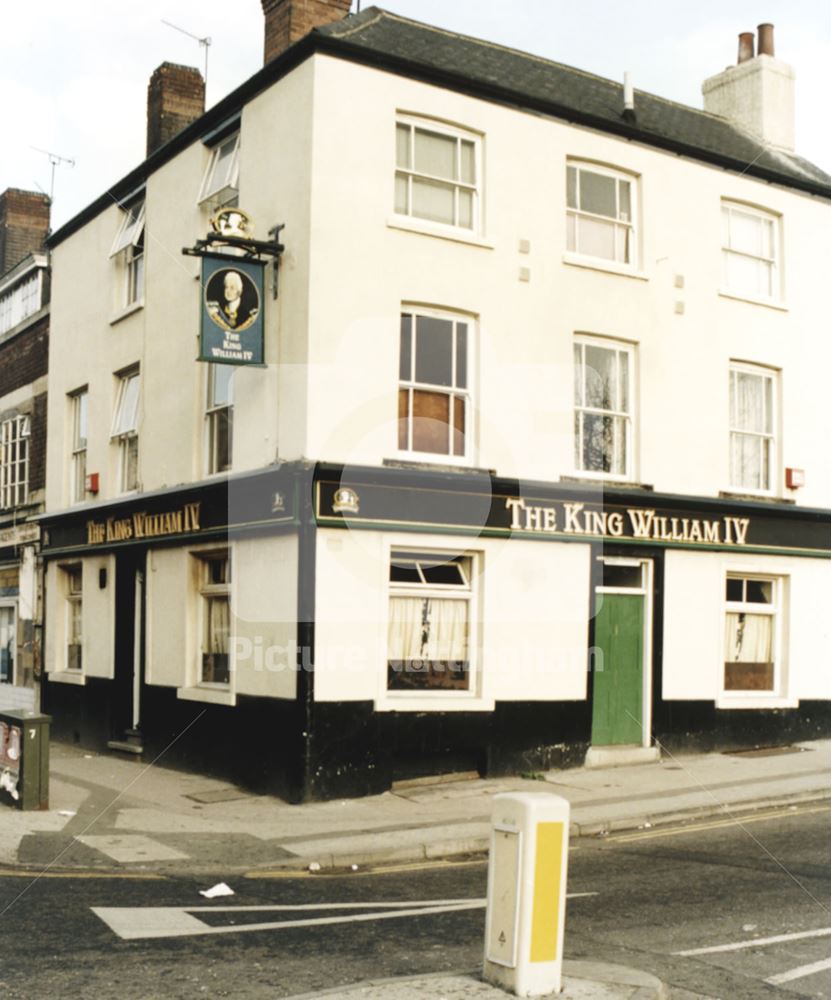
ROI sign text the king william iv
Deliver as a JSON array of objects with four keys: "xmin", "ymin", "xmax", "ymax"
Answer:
[{"xmin": 86, "ymin": 503, "xmax": 201, "ymax": 545}]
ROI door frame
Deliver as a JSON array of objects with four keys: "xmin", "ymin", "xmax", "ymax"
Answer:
[{"xmin": 593, "ymin": 555, "xmax": 654, "ymax": 749}]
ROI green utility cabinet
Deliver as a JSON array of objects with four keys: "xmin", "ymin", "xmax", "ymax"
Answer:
[{"xmin": 0, "ymin": 710, "xmax": 50, "ymax": 810}]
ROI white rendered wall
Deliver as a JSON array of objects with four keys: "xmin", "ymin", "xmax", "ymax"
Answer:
[{"xmin": 44, "ymin": 556, "xmax": 114, "ymax": 681}]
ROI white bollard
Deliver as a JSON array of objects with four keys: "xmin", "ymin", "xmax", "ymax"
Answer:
[{"xmin": 483, "ymin": 792, "xmax": 570, "ymax": 997}]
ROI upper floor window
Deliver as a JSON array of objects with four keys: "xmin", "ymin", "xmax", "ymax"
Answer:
[
  {"xmin": 398, "ymin": 309, "xmax": 471, "ymax": 460},
  {"xmin": 111, "ymin": 370, "xmax": 140, "ymax": 493},
  {"xmin": 573, "ymin": 338, "xmax": 634, "ymax": 479},
  {"xmin": 567, "ymin": 162, "xmax": 635, "ymax": 266},
  {"xmin": 206, "ymin": 365, "xmax": 233, "ymax": 474},
  {"xmin": 199, "ymin": 133, "xmax": 240, "ymax": 206},
  {"xmin": 69, "ymin": 389, "xmax": 88, "ymax": 504},
  {"xmin": 395, "ymin": 119, "xmax": 479, "ymax": 231},
  {"xmin": 0, "ymin": 272, "xmax": 42, "ymax": 335},
  {"xmin": 110, "ymin": 200, "xmax": 145, "ymax": 308},
  {"xmin": 0, "ymin": 415, "xmax": 29, "ymax": 509},
  {"xmin": 729, "ymin": 363, "xmax": 776, "ymax": 493},
  {"xmin": 721, "ymin": 202, "xmax": 779, "ymax": 301}
]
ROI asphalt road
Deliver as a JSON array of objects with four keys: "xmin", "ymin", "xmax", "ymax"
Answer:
[{"xmin": 1, "ymin": 803, "xmax": 831, "ymax": 999}]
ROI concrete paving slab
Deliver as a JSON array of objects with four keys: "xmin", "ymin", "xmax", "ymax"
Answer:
[{"xmin": 75, "ymin": 834, "xmax": 189, "ymax": 863}]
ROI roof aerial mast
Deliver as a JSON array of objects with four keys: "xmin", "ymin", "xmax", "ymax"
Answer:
[
  {"xmin": 30, "ymin": 146, "xmax": 75, "ymax": 204},
  {"xmin": 161, "ymin": 19, "xmax": 212, "ymax": 94}
]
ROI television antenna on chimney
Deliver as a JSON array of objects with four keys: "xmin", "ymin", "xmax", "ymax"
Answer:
[
  {"xmin": 30, "ymin": 146, "xmax": 75, "ymax": 204},
  {"xmin": 161, "ymin": 20, "xmax": 212, "ymax": 91}
]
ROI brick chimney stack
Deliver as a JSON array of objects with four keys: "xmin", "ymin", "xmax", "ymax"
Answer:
[
  {"xmin": 146, "ymin": 62, "xmax": 206, "ymax": 157},
  {"xmin": 262, "ymin": 0, "xmax": 352, "ymax": 64},
  {"xmin": 0, "ymin": 189, "xmax": 50, "ymax": 277}
]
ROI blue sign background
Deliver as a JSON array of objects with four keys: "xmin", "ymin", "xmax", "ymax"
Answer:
[{"xmin": 199, "ymin": 255, "xmax": 265, "ymax": 365}]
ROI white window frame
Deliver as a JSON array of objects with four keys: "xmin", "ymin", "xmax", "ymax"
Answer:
[
  {"xmin": 566, "ymin": 161, "xmax": 637, "ymax": 268},
  {"xmin": 0, "ymin": 271, "xmax": 42, "ymax": 335},
  {"xmin": 111, "ymin": 369, "xmax": 140, "ymax": 493},
  {"xmin": 722, "ymin": 574, "xmax": 784, "ymax": 701},
  {"xmin": 721, "ymin": 201, "xmax": 780, "ymax": 303},
  {"xmin": 199, "ymin": 133, "xmax": 240, "ymax": 206},
  {"xmin": 0, "ymin": 601, "xmax": 16, "ymax": 686},
  {"xmin": 394, "ymin": 116, "xmax": 481, "ymax": 233},
  {"xmin": 385, "ymin": 548, "xmax": 479, "ymax": 705},
  {"xmin": 728, "ymin": 362, "xmax": 777, "ymax": 496},
  {"xmin": 205, "ymin": 365, "xmax": 234, "ymax": 475},
  {"xmin": 0, "ymin": 415, "xmax": 30, "ymax": 509},
  {"xmin": 197, "ymin": 550, "xmax": 232, "ymax": 688},
  {"xmin": 397, "ymin": 307, "xmax": 474, "ymax": 464},
  {"xmin": 110, "ymin": 200, "xmax": 145, "ymax": 309},
  {"xmin": 573, "ymin": 336, "xmax": 635, "ymax": 481},
  {"xmin": 64, "ymin": 565, "xmax": 83, "ymax": 673},
  {"xmin": 69, "ymin": 389, "xmax": 88, "ymax": 504}
]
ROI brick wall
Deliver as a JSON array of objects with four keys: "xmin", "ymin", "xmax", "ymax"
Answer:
[
  {"xmin": 29, "ymin": 391, "xmax": 47, "ymax": 494},
  {"xmin": 146, "ymin": 63, "xmax": 206, "ymax": 156},
  {"xmin": 0, "ymin": 190, "xmax": 50, "ymax": 276},
  {"xmin": 262, "ymin": 0, "xmax": 351, "ymax": 63},
  {"xmin": 0, "ymin": 314, "xmax": 48, "ymax": 397}
]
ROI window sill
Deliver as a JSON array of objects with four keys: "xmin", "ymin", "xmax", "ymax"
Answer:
[
  {"xmin": 376, "ymin": 692, "xmax": 494, "ymax": 713},
  {"xmin": 177, "ymin": 685, "xmax": 236, "ymax": 706},
  {"xmin": 561, "ymin": 475, "xmax": 652, "ymax": 491},
  {"xmin": 387, "ymin": 216, "xmax": 494, "ymax": 250},
  {"xmin": 385, "ymin": 454, "xmax": 476, "ymax": 472},
  {"xmin": 562, "ymin": 253, "xmax": 647, "ymax": 281},
  {"xmin": 110, "ymin": 300, "xmax": 144, "ymax": 326},
  {"xmin": 49, "ymin": 671, "xmax": 86, "ymax": 686},
  {"xmin": 718, "ymin": 290, "xmax": 787, "ymax": 312},
  {"xmin": 716, "ymin": 695, "xmax": 798, "ymax": 711},
  {"xmin": 719, "ymin": 490, "xmax": 794, "ymax": 505}
]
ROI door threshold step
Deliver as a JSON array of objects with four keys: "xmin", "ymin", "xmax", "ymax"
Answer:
[
  {"xmin": 107, "ymin": 740, "xmax": 144, "ymax": 755},
  {"xmin": 584, "ymin": 745, "xmax": 660, "ymax": 769}
]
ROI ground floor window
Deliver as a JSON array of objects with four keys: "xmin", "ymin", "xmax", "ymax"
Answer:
[
  {"xmin": 198, "ymin": 552, "xmax": 231, "ymax": 685},
  {"xmin": 0, "ymin": 604, "xmax": 15, "ymax": 684},
  {"xmin": 65, "ymin": 566, "xmax": 83, "ymax": 672},
  {"xmin": 387, "ymin": 550, "xmax": 473, "ymax": 692},
  {"xmin": 724, "ymin": 575, "xmax": 779, "ymax": 693}
]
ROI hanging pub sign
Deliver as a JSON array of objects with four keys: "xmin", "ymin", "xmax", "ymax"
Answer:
[
  {"xmin": 184, "ymin": 207, "xmax": 285, "ymax": 368},
  {"xmin": 199, "ymin": 255, "xmax": 265, "ymax": 366}
]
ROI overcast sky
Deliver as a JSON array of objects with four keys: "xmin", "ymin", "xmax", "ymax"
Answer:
[{"xmin": 3, "ymin": 1, "xmax": 830, "ymax": 231}]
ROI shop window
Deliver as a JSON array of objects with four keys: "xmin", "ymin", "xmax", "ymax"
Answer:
[
  {"xmin": 729, "ymin": 363, "xmax": 777, "ymax": 493},
  {"xmin": 398, "ymin": 309, "xmax": 471, "ymax": 458},
  {"xmin": 198, "ymin": 553, "xmax": 231, "ymax": 685},
  {"xmin": 111, "ymin": 369, "xmax": 140, "ymax": 492},
  {"xmin": 206, "ymin": 365, "xmax": 233, "ymax": 474},
  {"xmin": 567, "ymin": 161, "xmax": 636, "ymax": 266},
  {"xmin": 0, "ymin": 604, "xmax": 15, "ymax": 685},
  {"xmin": 199, "ymin": 133, "xmax": 240, "ymax": 206},
  {"xmin": 724, "ymin": 575, "xmax": 781, "ymax": 694},
  {"xmin": 0, "ymin": 414, "xmax": 29, "ymax": 509},
  {"xmin": 110, "ymin": 199, "xmax": 145, "ymax": 308},
  {"xmin": 722, "ymin": 201, "xmax": 780, "ymax": 301},
  {"xmin": 395, "ymin": 118, "xmax": 479, "ymax": 231},
  {"xmin": 65, "ymin": 566, "xmax": 83, "ymax": 673},
  {"xmin": 387, "ymin": 550, "xmax": 474, "ymax": 692},
  {"xmin": 69, "ymin": 389, "xmax": 88, "ymax": 504},
  {"xmin": 573, "ymin": 337, "xmax": 634, "ymax": 479}
]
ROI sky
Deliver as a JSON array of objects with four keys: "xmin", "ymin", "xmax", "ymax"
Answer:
[{"xmin": 3, "ymin": 1, "xmax": 831, "ymax": 231}]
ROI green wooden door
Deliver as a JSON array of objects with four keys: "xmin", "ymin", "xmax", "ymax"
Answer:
[{"xmin": 591, "ymin": 593, "xmax": 644, "ymax": 746}]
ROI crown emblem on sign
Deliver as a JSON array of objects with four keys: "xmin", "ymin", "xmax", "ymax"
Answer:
[
  {"xmin": 209, "ymin": 207, "xmax": 254, "ymax": 240},
  {"xmin": 332, "ymin": 487, "xmax": 360, "ymax": 514}
]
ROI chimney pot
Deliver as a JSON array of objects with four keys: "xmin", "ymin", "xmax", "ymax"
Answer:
[
  {"xmin": 0, "ymin": 189, "xmax": 51, "ymax": 277},
  {"xmin": 758, "ymin": 23, "xmax": 775, "ymax": 57},
  {"xmin": 146, "ymin": 62, "xmax": 205, "ymax": 157},
  {"xmin": 738, "ymin": 31, "xmax": 755, "ymax": 64},
  {"xmin": 262, "ymin": 0, "xmax": 352, "ymax": 64}
]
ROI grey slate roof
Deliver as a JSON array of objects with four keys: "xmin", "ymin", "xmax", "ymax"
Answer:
[{"xmin": 320, "ymin": 7, "xmax": 831, "ymax": 193}]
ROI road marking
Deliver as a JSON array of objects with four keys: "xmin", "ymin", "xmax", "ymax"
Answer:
[
  {"xmin": 0, "ymin": 868, "xmax": 164, "ymax": 880},
  {"xmin": 246, "ymin": 858, "xmax": 489, "ymax": 879},
  {"xmin": 75, "ymin": 834, "xmax": 189, "ymax": 863},
  {"xmin": 675, "ymin": 925, "xmax": 831, "ymax": 956},
  {"xmin": 93, "ymin": 892, "xmax": 598, "ymax": 941},
  {"xmin": 610, "ymin": 803, "xmax": 831, "ymax": 844},
  {"xmin": 766, "ymin": 956, "xmax": 831, "ymax": 985}
]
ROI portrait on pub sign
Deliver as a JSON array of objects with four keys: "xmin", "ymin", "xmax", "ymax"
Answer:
[{"xmin": 205, "ymin": 266, "xmax": 261, "ymax": 333}]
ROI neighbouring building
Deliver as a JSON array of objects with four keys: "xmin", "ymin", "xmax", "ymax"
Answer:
[
  {"xmin": 40, "ymin": 6, "xmax": 831, "ymax": 801},
  {"xmin": 0, "ymin": 189, "xmax": 50, "ymax": 713}
]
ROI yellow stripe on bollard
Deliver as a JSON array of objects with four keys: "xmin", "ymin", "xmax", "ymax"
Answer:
[{"xmin": 530, "ymin": 821, "xmax": 563, "ymax": 963}]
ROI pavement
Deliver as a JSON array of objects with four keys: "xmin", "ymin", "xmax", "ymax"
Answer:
[{"xmin": 7, "ymin": 738, "xmax": 830, "ymax": 999}]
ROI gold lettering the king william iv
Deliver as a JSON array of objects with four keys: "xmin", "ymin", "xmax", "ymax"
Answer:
[{"xmin": 86, "ymin": 503, "xmax": 202, "ymax": 545}]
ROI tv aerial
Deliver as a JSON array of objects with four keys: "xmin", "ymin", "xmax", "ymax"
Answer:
[
  {"xmin": 30, "ymin": 147, "xmax": 75, "ymax": 204},
  {"xmin": 162, "ymin": 20, "xmax": 212, "ymax": 92}
]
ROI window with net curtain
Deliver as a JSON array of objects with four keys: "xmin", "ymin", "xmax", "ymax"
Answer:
[
  {"xmin": 724, "ymin": 576, "xmax": 778, "ymax": 692},
  {"xmin": 573, "ymin": 338, "xmax": 633, "ymax": 478},
  {"xmin": 399, "ymin": 310, "xmax": 470, "ymax": 458},
  {"xmin": 729, "ymin": 364, "xmax": 775, "ymax": 492},
  {"xmin": 387, "ymin": 552, "xmax": 473, "ymax": 692},
  {"xmin": 567, "ymin": 162, "xmax": 635, "ymax": 265},
  {"xmin": 200, "ymin": 553, "xmax": 231, "ymax": 685},
  {"xmin": 722, "ymin": 202, "xmax": 779, "ymax": 300},
  {"xmin": 395, "ymin": 120, "xmax": 478, "ymax": 230}
]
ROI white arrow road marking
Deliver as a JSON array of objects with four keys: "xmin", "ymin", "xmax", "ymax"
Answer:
[
  {"xmin": 766, "ymin": 957, "xmax": 831, "ymax": 986},
  {"xmin": 93, "ymin": 892, "xmax": 598, "ymax": 941},
  {"xmin": 674, "ymin": 925, "xmax": 831, "ymax": 956}
]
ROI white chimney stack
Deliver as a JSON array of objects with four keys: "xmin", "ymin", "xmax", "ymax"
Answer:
[{"xmin": 702, "ymin": 23, "xmax": 795, "ymax": 152}]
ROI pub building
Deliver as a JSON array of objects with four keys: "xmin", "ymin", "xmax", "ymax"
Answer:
[{"xmin": 39, "ymin": 4, "xmax": 831, "ymax": 801}]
